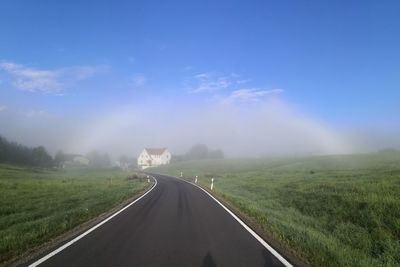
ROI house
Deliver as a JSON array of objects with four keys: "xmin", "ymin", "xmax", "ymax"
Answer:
[
  {"xmin": 73, "ymin": 156, "xmax": 89, "ymax": 165},
  {"xmin": 137, "ymin": 148, "xmax": 171, "ymax": 169},
  {"xmin": 61, "ymin": 154, "xmax": 90, "ymax": 168}
]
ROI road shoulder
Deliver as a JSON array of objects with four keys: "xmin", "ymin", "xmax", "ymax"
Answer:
[
  {"xmin": 9, "ymin": 181, "xmax": 155, "ymax": 267},
  {"xmin": 165, "ymin": 174, "xmax": 310, "ymax": 267}
]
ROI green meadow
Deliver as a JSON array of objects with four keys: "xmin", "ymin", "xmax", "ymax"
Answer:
[
  {"xmin": 155, "ymin": 152, "xmax": 400, "ymax": 267},
  {"xmin": 0, "ymin": 164, "xmax": 149, "ymax": 265}
]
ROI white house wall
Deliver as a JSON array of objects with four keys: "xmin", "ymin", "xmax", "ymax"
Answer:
[{"xmin": 137, "ymin": 149, "xmax": 171, "ymax": 169}]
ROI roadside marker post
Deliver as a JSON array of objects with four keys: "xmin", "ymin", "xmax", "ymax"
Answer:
[
  {"xmin": 180, "ymin": 172, "xmax": 183, "ymax": 177},
  {"xmin": 147, "ymin": 175, "xmax": 150, "ymax": 183},
  {"xmin": 211, "ymin": 178, "xmax": 214, "ymax": 190},
  {"xmin": 195, "ymin": 175, "xmax": 198, "ymax": 184}
]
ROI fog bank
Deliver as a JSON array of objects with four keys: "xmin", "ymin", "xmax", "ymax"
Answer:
[{"xmin": 0, "ymin": 98, "xmax": 397, "ymax": 159}]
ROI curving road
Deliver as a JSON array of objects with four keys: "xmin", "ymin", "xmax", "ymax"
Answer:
[{"xmin": 28, "ymin": 174, "xmax": 288, "ymax": 267}]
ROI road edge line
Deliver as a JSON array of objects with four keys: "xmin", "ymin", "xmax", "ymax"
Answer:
[
  {"xmin": 173, "ymin": 175, "xmax": 293, "ymax": 267},
  {"xmin": 29, "ymin": 176, "xmax": 158, "ymax": 267}
]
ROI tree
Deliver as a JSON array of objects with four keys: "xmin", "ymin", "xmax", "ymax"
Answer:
[
  {"xmin": 184, "ymin": 144, "xmax": 224, "ymax": 161},
  {"xmin": 0, "ymin": 135, "xmax": 54, "ymax": 167},
  {"xmin": 208, "ymin": 149, "xmax": 224, "ymax": 159},
  {"xmin": 32, "ymin": 146, "xmax": 53, "ymax": 167},
  {"xmin": 87, "ymin": 151, "xmax": 111, "ymax": 168},
  {"xmin": 119, "ymin": 155, "xmax": 137, "ymax": 169},
  {"xmin": 119, "ymin": 155, "xmax": 129, "ymax": 164},
  {"xmin": 54, "ymin": 150, "xmax": 65, "ymax": 167},
  {"xmin": 185, "ymin": 144, "xmax": 209, "ymax": 160},
  {"xmin": 170, "ymin": 154, "xmax": 184, "ymax": 163}
]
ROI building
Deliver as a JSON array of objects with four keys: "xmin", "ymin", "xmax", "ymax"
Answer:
[
  {"xmin": 72, "ymin": 155, "xmax": 90, "ymax": 165},
  {"xmin": 61, "ymin": 154, "xmax": 90, "ymax": 168},
  {"xmin": 137, "ymin": 148, "xmax": 171, "ymax": 169}
]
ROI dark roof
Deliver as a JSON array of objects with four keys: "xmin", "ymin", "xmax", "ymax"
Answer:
[{"xmin": 145, "ymin": 148, "xmax": 167, "ymax": 155}]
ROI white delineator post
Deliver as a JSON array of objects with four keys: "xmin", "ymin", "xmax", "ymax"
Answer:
[
  {"xmin": 147, "ymin": 175, "xmax": 150, "ymax": 183},
  {"xmin": 180, "ymin": 172, "xmax": 183, "ymax": 177},
  {"xmin": 211, "ymin": 178, "xmax": 214, "ymax": 190},
  {"xmin": 195, "ymin": 175, "xmax": 198, "ymax": 184}
]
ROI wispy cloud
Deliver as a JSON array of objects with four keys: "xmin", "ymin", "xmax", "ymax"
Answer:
[
  {"xmin": 188, "ymin": 72, "xmax": 232, "ymax": 93},
  {"xmin": 0, "ymin": 105, "xmax": 6, "ymax": 112},
  {"xmin": 236, "ymin": 79, "xmax": 251, "ymax": 84},
  {"xmin": 66, "ymin": 65, "xmax": 105, "ymax": 80},
  {"xmin": 186, "ymin": 72, "xmax": 283, "ymax": 104},
  {"xmin": 222, "ymin": 88, "xmax": 284, "ymax": 104},
  {"xmin": 0, "ymin": 61, "xmax": 105, "ymax": 94},
  {"xmin": 0, "ymin": 62, "xmax": 62, "ymax": 93}
]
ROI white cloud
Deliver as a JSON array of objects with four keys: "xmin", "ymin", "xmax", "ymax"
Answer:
[
  {"xmin": 66, "ymin": 65, "xmax": 105, "ymax": 80},
  {"xmin": 0, "ymin": 61, "xmax": 105, "ymax": 94},
  {"xmin": 194, "ymin": 73, "xmax": 211, "ymax": 79},
  {"xmin": 0, "ymin": 62, "xmax": 62, "ymax": 93},
  {"xmin": 222, "ymin": 88, "xmax": 284, "ymax": 103},
  {"xmin": 186, "ymin": 71, "xmax": 284, "ymax": 104},
  {"xmin": 236, "ymin": 79, "xmax": 251, "ymax": 84},
  {"xmin": 189, "ymin": 72, "xmax": 232, "ymax": 93},
  {"xmin": 0, "ymin": 106, "xmax": 6, "ymax": 112},
  {"xmin": 131, "ymin": 73, "xmax": 146, "ymax": 88},
  {"xmin": 187, "ymin": 72, "xmax": 257, "ymax": 94}
]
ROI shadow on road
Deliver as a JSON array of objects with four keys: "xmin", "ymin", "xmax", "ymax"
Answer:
[
  {"xmin": 262, "ymin": 248, "xmax": 285, "ymax": 267},
  {"xmin": 202, "ymin": 251, "xmax": 217, "ymax": 267}
]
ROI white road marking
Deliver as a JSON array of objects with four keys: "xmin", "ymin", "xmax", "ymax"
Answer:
[
  {"xmin": 175, "ymin": 175, "xmax": 293, "ymax": 267},
  {"xmin": 29, "ymin": 176, "xmax": 158, "ymax": 267}
]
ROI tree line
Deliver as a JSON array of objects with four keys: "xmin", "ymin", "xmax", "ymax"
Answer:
[
  {"xmin": 0, "ymin": 135, "xmax": 114, "ymax": 168},
  {"xmin": 0, "ymin": 135, "xmax": 53, "ymax": 167},
  {"xmin": 172, "ymin": 144, "xmax": 224, "ymax": 163},
  {"xmin": 0, "ymin": 135, "xmax": 225, "ymax": 168}
]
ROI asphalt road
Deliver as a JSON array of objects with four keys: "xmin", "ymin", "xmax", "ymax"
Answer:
[{"xmin": 29, "ymin": 174, "xmax": 287, "ymax": 267}]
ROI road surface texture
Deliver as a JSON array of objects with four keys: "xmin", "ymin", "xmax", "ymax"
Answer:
[{"xmin": 29, "ymin": 174, "xmax": 287, "ymax": 267}]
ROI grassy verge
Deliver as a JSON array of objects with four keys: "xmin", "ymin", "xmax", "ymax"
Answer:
[
  {"xmin": 154, "ymin": 152, "xmax": 400, "ymax": 267},
  {"xmin": 0, "ymin": 164, "xmax": 150, "ymax": 265}
]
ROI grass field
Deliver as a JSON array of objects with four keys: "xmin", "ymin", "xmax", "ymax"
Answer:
[
  {"xmin": 0, "ymin": 164, "xmax": 149, "ymax": 265},
  {"xmin": 154, "ymin": 152, "xmax": 400, "ymax": 267}
]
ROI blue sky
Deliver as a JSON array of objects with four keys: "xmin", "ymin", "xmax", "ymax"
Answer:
[{"xmin": 0, "ymin": 1, "xmax": 399, "ymax": 155}]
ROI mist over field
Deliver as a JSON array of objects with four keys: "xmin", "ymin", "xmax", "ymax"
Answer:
[{"xmin": 1, "ymin": 95, "xmax": 398, "ymax": 158}]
